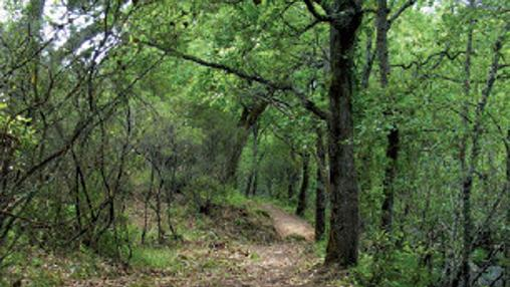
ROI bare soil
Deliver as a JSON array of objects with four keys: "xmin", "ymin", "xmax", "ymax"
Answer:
[{"xmin": 261, "ymin": 204, "xmax": 315, "ymax": 242}]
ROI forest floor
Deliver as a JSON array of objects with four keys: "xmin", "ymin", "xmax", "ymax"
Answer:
[{"xmin": 5, "ymin": 198, "xmax": 350, "ymax": 287}]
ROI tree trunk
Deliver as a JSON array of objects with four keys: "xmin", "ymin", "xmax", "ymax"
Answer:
[
  {"xmin": 460, "ymin": 2, "xmax": 475, "ymax": 285},
  {"xmin": 155, "ymin": 180, "xmax": 165, "ymax": 244},
  {"xmin": 26, "ymin": 0, "xmax": 46, "ymax": 123},
  {"xmin": 375, "ymin": 0, "xmax": 390, "ymax": 87},
  {"xmin": 381, "ymin": 128, "xmax": 399, "ymax": 232},
  {"xmin": 250, "ymin": 123, "xmax": 259, "ymax": 196},
  {"xmin": 165, "ymin": 194, "xmax": 178, "ymax": 240},
  {"xmin": 244, "ymin": 123, "xmax": 260, "ymax": 196},
  {"xmin": 376, "ymin": 0, "xmax": 400, "ymax": 234},
  {"xmin": 244, "ymin": 172, "xmax": 253, "ymax": 196},
  {"xmin": 73, "ymin": 167, "xmax": 83, "ymax": 231},
  {"xmin": 224, "ymin": 102, "xmax": 267, "ymax": 184},
  {"xmin": 296, "ymin": 152, "xmax": 310, "ymax": 217},
  {"xmin": 361, "ymin": 27, "xmax": 375, "ymax": 89},
  {"xmin": 251, "ymin": 170, "xmax": 258, "ymax": 197},
  {"xmin": 141, "ymin": 166, "xmax": 155, "ymax": 244},
  {"xmin": 458, "ymin": 22, "xmax": 507, "ymax": 287},
  {"xmin": 505, "ymin": 129, "xmax": 510, "ymax": 287},
  {"xmin": 287, "ymin": 150, "xmax": 298, "ymax": 200},
  {"xmin": 315, "ymin": 127, "xmax": 327, "ymax": 241},
  {"xmin": 324, "ymin": 1, "xmax": 363, "ymax": 267}
]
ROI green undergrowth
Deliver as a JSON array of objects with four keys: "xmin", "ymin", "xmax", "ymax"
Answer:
[
  {"xmin": 0, "ymin": 190, "xmax": 283, "ymax": 286},
  {"xmin": 0, "ymin": 245, "xmax": 110, "ymax": 287},
  {"xmin": 130, "ymin": 246, "xmax": 180, "ymax": 270},
  {"xmin": 129, "ymin": 246, "xmax": 189, "ymax": 276},
  {"xmin": 0, "ymin": 189, "xmax": 348, "ymax": 287}
]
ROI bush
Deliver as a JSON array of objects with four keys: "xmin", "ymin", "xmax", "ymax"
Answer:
[
  {"xmin": 353, "ymin": 233, "xmax": 437, "ymax": 287},
  {"xmin": 186, "ymin": 176, "xmax": 225, "ymax": 214}
]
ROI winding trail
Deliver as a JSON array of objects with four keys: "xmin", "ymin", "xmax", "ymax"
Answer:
[
  {"xmin": 208, "ymin": 204, "xmax": 319, "ymax": 286},
  {"xmin": 68, "ymin": 204, "xmax": 333, "ymax": 287},
  {"xmin": 261, "ymin": 204, "xmax": 315, "ymax": 242}
]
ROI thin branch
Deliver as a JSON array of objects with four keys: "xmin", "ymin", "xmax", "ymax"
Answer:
[
  {"xmin": 392, "ymin": 50, "xmax": 465, "ymax": 70},
  {"xmin": 388, "ymin": 0, "xmax": 417, "ymax": 26},
  {"xmin": 303, "ymin": 0, "xmax": 333, "ymax": 22}
]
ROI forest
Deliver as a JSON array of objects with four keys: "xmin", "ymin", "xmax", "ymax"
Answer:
[{"xmin": 0, "ymin": 0, "xmax": 509, "ymax": 286}]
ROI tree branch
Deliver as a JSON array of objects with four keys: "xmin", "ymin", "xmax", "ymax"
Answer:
[
  {"xmin": 303, "ymin": 0, "xmax": 333, "ymax": 22},
  {"xmin": 143, "ymin": 41, "xmax": 330, "ymax": 120},
  {"xmin": 391, "ymin": 50, "xmax": 465, "ymax": 70},
  {"xmin": 388, "ymin": 0, "xmax": 417, "ymax": 26}
]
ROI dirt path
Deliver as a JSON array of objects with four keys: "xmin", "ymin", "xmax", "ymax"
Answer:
[
  {"xmin": 68, "ymin": 204, "xmax": 336, "ymax": 287},
  {"xmin": 261, "ymin": 204, "xmax": 315, "ymax": 242},
  {"xmin": 207, "ymin": 204, "xmax": 320, "ymax": 286}
]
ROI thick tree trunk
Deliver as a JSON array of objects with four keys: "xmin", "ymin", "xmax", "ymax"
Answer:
[
  {"xmin": 315, "ymin": 127, "xmax": 327, "ymax": 241},
  {"xmin": 324, "ymin": 1, "xmax": 363, "ymax": 266},
  {"xmin": 296, "ymin": 152, "xmax": 310, "ymax": 217}
]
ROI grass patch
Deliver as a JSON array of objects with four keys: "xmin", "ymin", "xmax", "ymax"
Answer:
[{"xmin": 130, "ymin": 247, "xmax": 181, "ymax": 270}]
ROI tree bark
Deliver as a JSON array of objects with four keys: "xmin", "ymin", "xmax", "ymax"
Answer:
[
  {"xmin": 376, "ymin": 0, "xmax": 400, "ymax": 234},
  {"xmin": 324, "ymin": 0, "xmax": 363, "ymax": 267},
  {"xmin": 296, "ymin": 152, "xmax": 310, "ymax": 217},
  {"xmin": 315, "ymin": 127, "xmax": 327, "ymax": 241},
  {"xmin": 459, "ymin": 22, "xmax": 508, "ymax": 287},
  {"xmin": 375, "ymin": 0, "xmax": 390, "ymax": 87},
  {"xmin": 459, "ymin": 2, "xmax": 475, "ymax": 285},
  {"xmin": 505, "ymin": 129, "xmax": 510, "ymax": 287}
]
